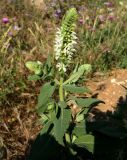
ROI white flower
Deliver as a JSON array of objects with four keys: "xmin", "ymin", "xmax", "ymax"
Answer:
[
  {"xmin": 54, "ymin": 28, "xmax": 77, "ymax": 73},
  {"xmin": 56, "ymin": 62, "xmax": 66, "ymax": 72},
  {"xmin": 54, "ymin": 8, "xmax": 78, "ymax": 73},
  {"xmin": 54, "ymin": 28, "xmax": 63, "ymax": 60}
]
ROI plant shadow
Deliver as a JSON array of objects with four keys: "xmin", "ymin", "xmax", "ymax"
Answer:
[
  {"xmin": 86, "ymin": 94, "xmax": 127, "ymax": 160},
  {"xmin": 26, "ymin": 133, "xmax": 94, "ymax": 160}
]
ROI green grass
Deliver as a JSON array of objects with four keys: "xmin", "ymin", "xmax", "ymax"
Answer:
[{"xmin": 77, "ymin": 0, "xmax": 127, "ymax": 71}]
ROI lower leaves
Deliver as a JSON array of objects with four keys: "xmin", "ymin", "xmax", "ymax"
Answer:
[
  {"xmin": 54, "ymin": 106, "xmax": 71, "ymax": 145},
  {"xmin": 74, "ymin": 134, "xmax": 95, "ymax": 153}
]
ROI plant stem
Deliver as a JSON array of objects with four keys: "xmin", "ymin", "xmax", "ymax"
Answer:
[{"xmin": 59, "ymin": 77, "xmax": 64, "ymax": 101}]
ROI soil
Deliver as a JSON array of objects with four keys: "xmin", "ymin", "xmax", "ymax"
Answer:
[
  {"xmin": 0, "ymin": 86, "xmax": 41, "ymax": 160},
  {"xmin": 87, "ymin": 69, "xmax": 127, "ymax": 113},
  {"xmin": 0, "ymin": 69, "xmax": 127, "ymax": 160}
]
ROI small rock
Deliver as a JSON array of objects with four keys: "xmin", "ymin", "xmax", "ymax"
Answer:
[{"xmin": 87, "ymin": 69, "xmax": 127, "ymax": 119}]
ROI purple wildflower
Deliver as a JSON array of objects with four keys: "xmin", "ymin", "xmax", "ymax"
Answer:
[
  {"xmin": 13, "ymin": 25, "xmax": 21, "ymax": 31},
  {"xmin": 107, "ymin": 15, "xmax": 116, "ymax": 21},
  {"xmin": 54, "ymin": 9, "xmax": 62, "ymax": 18},
  {"xmin": 2, "ymin": 17, "xmax": 9, "ymax": 24},
  {"xmin": 79, "ymin": 19, "xmax": 84, "ymax": 24},
  {"xmin": 98, "ymin": 15, "xmax": 105, "ymax": 22}
]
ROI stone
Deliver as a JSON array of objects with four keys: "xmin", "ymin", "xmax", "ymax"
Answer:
[{"xmin": 87, "ymin": 69, "xmax": 127, "ymax": 120}]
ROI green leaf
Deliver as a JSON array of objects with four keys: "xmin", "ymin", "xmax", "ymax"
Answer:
[
  {"xmin": 37, "ymin": 99, "xmax": 52, "ymax": 115},
  {"xmin": 37, "ymin": 82, "xmax": 56, "ymax": 113},
  {"xmin": 74, "ymin": 134, "xmax": 94, "ymax": 153},
  {"xmin": 79, "ymin": 64, "xmax": 92, "ymax": 74},
  {"xmin": 46, "ymin": 101, "xmax": 55, "ymax": 111},
  {"xmin": 63, "ymin": 85, "xmax": 91, "ymax": 94},
  {"xmin": 70, "ymin": 97, "xmax": 103, "ymax": 108},
  {"xmin": 59, "ymin": 101, "xmax": 67, "ymax": 109},
  {"xmin": 28, "ymin": 75, "xmax": 41, "ymax": 81},
  {"xmin": 54, "ymin": 104, "xmax": 71, "ymax": 145},
  {"xmin": 76, "ymin": 114, "xmax": 84, "ymax": 122},
  {"xmin": 42, "ymin": 55, "xmax": 53, "ymax": 76},
  {"xmin": 40, "ymin": 121, "xmax": 53, "ymax": 135},
  {"xmin": 73, "ymin": 63, "xmax": 79, "ymax": 73},
  {"xmin": 63, "ymin": 64, "xmax": 92, "ymax": 85},
  {"xmin": 45, "ymin": 54, "xmax": 52, "ymax": 69},
  {"xmin": 73, "ymin": 121, "xmax": 87, "ymax": 136},
  {"xmin": 39, "ymin": 114, "xmax": 49, "ymax": 125},
  {"xmin": 82, "ymin": 107, "xmax": 90, "ymax": 115},
  {"xmin": 25, "ymin": 61, "xmax": 43, "ymax": 75}
]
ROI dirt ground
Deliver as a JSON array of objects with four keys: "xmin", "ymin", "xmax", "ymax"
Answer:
[
  {"xmin": 87, "ymin": 69, "xmax": 127, "ymax": 112},
  {"xmin": 0, "ymin": 86, "xmax": 41, "ymax": 160}
]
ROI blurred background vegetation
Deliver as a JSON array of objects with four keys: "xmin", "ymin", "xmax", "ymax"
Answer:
[{"xmin": 0, "ymin": 0, "xmax": 127, "ymax": 105}]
